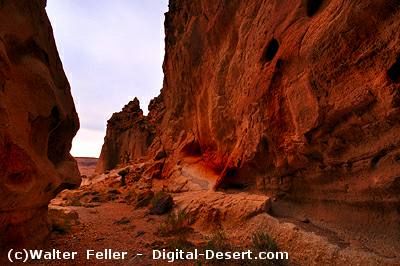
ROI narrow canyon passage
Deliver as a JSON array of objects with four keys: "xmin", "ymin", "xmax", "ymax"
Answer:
[
  {"xmin": 43, "ymin": 157, "xmax": 398, "ymax": 265},
  {"xmin": 1, "ymin": 0, "xmax": 399, "ymax": 265}
]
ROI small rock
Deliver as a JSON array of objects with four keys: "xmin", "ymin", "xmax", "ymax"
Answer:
[
  {"xmin": 108, "ymin": 189, "xmax": 121, "ymax": 194},
  {"xmin": 150, "ymin": 240, "xmax": 167, "ymax": 249},
  {"xmin": 114, "ymin": 217, "xmax": 131, "ymax": 225},
  {"xmin": 301, "ymin": 218, "xmax": 310, "ymax": 223},
  {"xmin": 83, "ymin": 203, "xmax": 101, "ymax": 208},
  {"xmin": 135, "ymin": 231, "xmax": 145, "ymax": 238}
]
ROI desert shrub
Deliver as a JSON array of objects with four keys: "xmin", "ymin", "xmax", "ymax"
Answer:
[
  {"xmin": 125, "ymin": 191, "xmax": 134, "ymax": 203},
  {"xmin": 252, "ymin": 231, "xmax": 278, "ymax": 252},
  {"xmin": 108, "ymin": 189, "xmax": 121, "ymax": 194},
  {"xmin": 157, "ymin": 209, "xmax": 193, "ymax": 236},
  {"xmin": 197, "ymin": 230, "xmax": 232, "ymax": 265},
  {"xmin": 81, "ymin": 191, "xmax": 91, "ymax": 197},
  {"xmin": 167, "ymin": 236, "xmax": 194, "ymax": 251},
  {"xmin": 204, "ymin": 230, "xmax": 231, "ymax": 251},
  {"xmin": 197, "ymin": 231, "xmax": 283, "ymax": 266},
  {"xmin": 135, "ymin": 190, "xmax": 154, "ymax": 208},
  {"xmin": 150, "ymin": 191, "xmax": 173, "ymax": 214},
  {"xmin": 249, "ymin": 231, "xmax": 284, "ymax": 266},
  {"xmin": 66, "ymin": 197, "xmax": 82, "ymax": 207},
  {"xmin": 118, "ymin": 168, "xmax": 130, "ymax": 187},
  {"xmin": 91, "ymin": 196, "xmax": 101, "ymax": 202}
]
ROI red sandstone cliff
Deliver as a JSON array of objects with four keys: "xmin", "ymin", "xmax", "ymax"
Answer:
[
  {"xmin": 95, "ymin": 98, "xmax": 157, "ymax": 173},
  {"xmin": 0, "ymin": 0, "xmax": 80, "ymax": 248},
  {"xmin": 97, "ymin": 0, "xmax": 400, "ymax": 252}
]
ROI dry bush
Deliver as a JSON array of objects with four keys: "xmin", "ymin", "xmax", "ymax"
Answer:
[
  {"xmin": 150, "ymin": 191, "xmax": 173, "ymax": 214},
  {"xmin": 157, "ymin": 209, "xmax": 194, "ymax": 236},
  {"xmin": 252, "ymin": 231, "xmax": 278, "ymax": 252}
]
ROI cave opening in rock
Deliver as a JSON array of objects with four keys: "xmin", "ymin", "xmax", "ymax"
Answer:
[
  {"xmin": 225, "ymin": 167, "xmax": 237, "ymax": 179},
  {"xmin": 218, "ymin": 167, "xmax": 248, "ymax": 190},
  {"xmin": 306, "ymin": 0, "xmax": 324, "ymax": 17},
  {"xmin": 261, "ymin": 38, "xmax": 279, "ymax": 63},
  {"xmin": 388, "ymin": 56, "xmax": 400, "ymax": 83},
  {"xmin": 181, "ymin": 140, "xmax": 202, "ymax": 156}
]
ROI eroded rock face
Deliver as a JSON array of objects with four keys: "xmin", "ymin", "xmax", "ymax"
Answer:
[
  {"xmin": 96, "ymin": 98, "xmax": 156, "ymax": 173},
  {"xmin": 156, "ymin": 0, "xmax": 400, "ymax": 235},
  {"xmin": 99, "ymin": 0, "xmax": 400, "ymax": 249},
  {"xmin": 0, "ymin": 0, "xmax": 80, "ymax": 248},
  {"xmin": 161, "ymin": 0, "xmax": 400, "ymax": 191}
]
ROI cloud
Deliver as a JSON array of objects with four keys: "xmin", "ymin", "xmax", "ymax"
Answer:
[
  {"xmin": 46, "ymin": 0, "xmax": 168, "ymax": 157},
  {"xmin": 70, "ymin": 128, "xmax": 105, "ymax": 158}
]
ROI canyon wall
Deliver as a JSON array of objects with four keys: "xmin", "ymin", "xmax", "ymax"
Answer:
[
  {"xmin": 159, "ymin": 0, "xmax": 400, "ymax": 191},
  {"xmin": 0, "ymin": 0, "xmax": 80, "ymax": 248},
  {"xmin": 98, "ymin": 0, "xmax": 400, "ymax": 243}
]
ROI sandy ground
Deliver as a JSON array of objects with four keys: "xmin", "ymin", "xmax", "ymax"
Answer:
[
  {"xmin": 75, "ymin": 157, "xmax": 98, "ymax": 177},
  {"xmin": 30, "ymin": 203, "xmax": 204, "ymax": 266}
]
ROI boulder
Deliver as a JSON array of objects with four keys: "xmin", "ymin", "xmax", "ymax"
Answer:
[{"xmin": 48, "ymin": 206, "xmax": 80, "ymax": 234}]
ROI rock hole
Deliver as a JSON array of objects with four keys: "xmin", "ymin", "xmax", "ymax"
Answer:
[
  {"xmin": 7, "ymin": 172, "xmax": 29, "ymax": 186},
  {"xmin": 4, "ymin": 35, "xmax": 49, "ymax": 65},
  {"xmin": 0, "ymin": 80, "xmax": 5, "ymax": 92},
  {"xmin": 44, "ymin": 182, "xmax": 53, "ymax": 192},
  {"xmin": 219, "ymin": 168, "xmax": 248, "ymax": 189},
  {"xmin": 261, "ymin": 38, "xmax": 279, "ymax": 63},
  {"xmin": 304, "ymin": 130, "xmax": 315, "ymax": 144},
  {"xmin": 306, "ymin": 0, "xmax": 324, "ymax": 17},
  {"xmin": 370, "ymin": 149, "xmax": 388, "ymax": 168},
  {"xmin": 225, "ymin": 167, "xmax": 237, "ymax": 178},
  {"xmin": 388, "ymin": 56, "xmax": 400, "ymax": 83},
  {"xmin": 276, "ymin": 58, "xmax": 283, "ymax": 69},
  {"xmin": 146, "ymin": 132, "xmax": 155, "ymax": 147},
  {"xmin": 49, "ymin": 106, "xmax": 60, "ymax": 129},
  {"xmin": 47, "ymin": 116, "xmax": 76, "ymax": 165},
  {"xmin": 392, "ymin": 89, "xmax": 400, "ymax": 108},
  {"xmin": 30, "ymin": 107, "xmax": 60, "ymax": 157},
  {"xmin": 181, "ymin": 140, "xmax": 202, "ymax": 156}
]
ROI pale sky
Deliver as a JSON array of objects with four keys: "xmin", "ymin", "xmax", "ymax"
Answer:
[{"xmin": 46, "ymin": 0, "xmax": 168, "ymax": 157}]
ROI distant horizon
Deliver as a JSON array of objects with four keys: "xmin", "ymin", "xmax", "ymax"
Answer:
[{"xmin": 46, "ymin": 0, "xmax": 168, "ymax": 157}]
